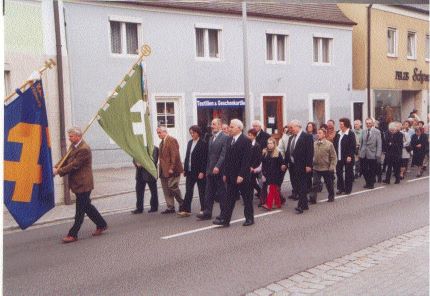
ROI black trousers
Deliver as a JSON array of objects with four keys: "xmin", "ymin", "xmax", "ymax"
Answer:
[
  {"xmin": 360, "ymin": 158, "xmax": 377, "ymax": 187},
  {"xmin": 221, "ymin": 180, "xmax": 253, "ymax": 224},
  {"xmin": 250, "ymin": 173, "xmax": 261, "ymax": 196},
  {"xmin": 182, "ymin": 174, "xmax": 206, "ymax": 212},
  {"xmin": 385, "ymin": 156, "xmax": 401, "ymax": 181},
  {"xmin": 289, "ymin": 164, "xmax": 310, "ymax": 210},
  {"xmin": 310, "ymin": 170, "xmax": 334, "ymax": 201},
  {"xmin": 203, "ymin": 174, "xmax": 226, "ymax": 216},
  {"xmin": 336, "ymin": 159, "xmax": 354, "ymax": 193},
  {"xmin": 136, "ymin": 179, "xmax": 158, "ymax": 211},
  {"xmin": 68, "ymin": 191, "xmax": 107, "ymax": 238}
]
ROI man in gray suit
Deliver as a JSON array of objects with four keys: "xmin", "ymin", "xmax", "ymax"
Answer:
[
  {"xmin": 197, "ymin": 118, "xmax": 229, "ymax": 220},
  {"xmin": 359, "ymin": 118, "xmax": 382, "ymax": 189}
]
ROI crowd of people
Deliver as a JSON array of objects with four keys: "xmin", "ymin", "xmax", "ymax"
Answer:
[{"xmin": 54, "ymin": 112, "xmax": 429, "ymax": 242}]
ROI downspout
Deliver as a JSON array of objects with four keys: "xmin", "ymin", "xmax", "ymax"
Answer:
[
  {"xmin": 367, "ymin": 4, "xmax": 372, "ymax": 118},
  {"xmin": 53, "ymin": 0, "xmax": 71, "ymax": 205}
]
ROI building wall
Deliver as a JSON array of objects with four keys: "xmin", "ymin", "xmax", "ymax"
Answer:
[{"xmin": 63, "ymin": 1, "xmax": 354, "ymax": 168}]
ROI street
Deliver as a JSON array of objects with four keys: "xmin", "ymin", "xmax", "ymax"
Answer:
[{"xmin": 3, "ymin": 176, "xmax": 429, "ymax": 296}]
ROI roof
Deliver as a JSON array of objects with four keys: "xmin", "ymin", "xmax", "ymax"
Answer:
[
  {"xmin": 108, "ymin": 2, "xmax": 356, "ymax": 26},
  {"xmin": 394, "ymin": 4, "xmax": 429, "ymax": 14}
]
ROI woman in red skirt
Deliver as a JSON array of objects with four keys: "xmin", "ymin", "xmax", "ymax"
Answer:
[{"xmin": 261, "ymin": 137, "xmax": 284, "ymax": 210}]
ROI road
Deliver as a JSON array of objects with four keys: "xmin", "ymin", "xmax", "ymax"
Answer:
[{"xmin": 3, "ymin": 177, "xmax": 429, "ymax": 296}]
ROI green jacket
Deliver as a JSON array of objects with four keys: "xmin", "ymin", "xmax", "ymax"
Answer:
[{"xmin": 313, "ymin": 139, "xmax": 337, "ymax": 172}]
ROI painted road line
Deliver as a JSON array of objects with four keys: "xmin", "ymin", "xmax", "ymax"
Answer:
[
  {"xmin": 318, "ymin": 186, "xmax": 385, "ymax": 203},
  {"xmin": 161, "ymin": 210, "xmax": 282, "ymax": 240},
  {"xmin": 407, "ymin": 176, "xmax": 429, "ymax": 183}
]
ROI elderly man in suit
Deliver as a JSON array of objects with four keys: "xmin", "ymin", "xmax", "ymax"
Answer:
[
  {"xmin": 334, "ymin": 118, "xmax": 357, "ymax": 195},
  {"xmin": 53, "ymin": 127, "xmax": 107, "ymax": 243},
  {"xmin": 157, "ymin": 126, "xmax": 184, "ymax": 214},
  {"xmin": 197, "ymin": 118, "xmax": 229, "ymax": 220},
  {"xmin": 359, "ymin": 118, "xmax": 382, "ymax": 189},
  {"xmin": 284, "ymin": 120, "xmax": 314, "ymax": 214},
  {"xmin": 214, "ymin": 119, "xmax": 254, "ymax": 227}
]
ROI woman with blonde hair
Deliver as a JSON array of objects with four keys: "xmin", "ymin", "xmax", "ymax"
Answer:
[{"xmin": 261, "ymin": 137, "xmax": 284, "ymax": 210}]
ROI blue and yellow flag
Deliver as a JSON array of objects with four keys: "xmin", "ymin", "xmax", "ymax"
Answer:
[{"xmin": 4, "ymin": 80, "xmax": 55, "ymax": 229}]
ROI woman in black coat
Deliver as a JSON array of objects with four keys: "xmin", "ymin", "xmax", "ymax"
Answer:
[
  {"xmin": 383, "ymin": 122, "xmax": 403, "ymax": 184},
  {"xmin": 411, "ymin": 127, "xmax": 429, "ymax": 177},
  {"xmin": 261, "ymin": 138, "xmax": 284, "ymax": 210},
  {"xmin": 247, "ymin": 129, "xmax": 262, "ymax": 200}
]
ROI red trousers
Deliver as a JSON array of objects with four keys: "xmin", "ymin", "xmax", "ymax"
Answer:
[{"xmin": 265, "ymin": 184, "xmax": 281, "ymax": 209}]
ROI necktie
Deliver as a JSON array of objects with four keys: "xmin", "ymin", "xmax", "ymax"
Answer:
[
  {"xmin": 290, "ymin": 135, "xmax": 297, "ymax": 152},
  {"xmin": 231, "ymin": 138, "xmax": 236, "ymax": 145},
  {"xmin": 367, "ymin": 129, "xmax": 370, "ymax": 141}
]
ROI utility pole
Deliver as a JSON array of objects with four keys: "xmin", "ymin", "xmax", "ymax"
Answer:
[{"xmin": 242, "ymin": 1, "xmax": 251, "ymax": 129}]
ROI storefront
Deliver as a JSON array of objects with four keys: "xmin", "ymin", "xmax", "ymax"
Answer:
[{"xmin": 196, "ymin": 97, "xmax": 245, "ymax": 139}]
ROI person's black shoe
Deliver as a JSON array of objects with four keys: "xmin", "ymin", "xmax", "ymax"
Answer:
[
  {"xmin": 288, "ymin": 194, "xmax": 297, "ymax": 200},
  {"xmin": 382, "ymin": 179, "xmax": 390, "ymax": 184},
  {"xmin": 196, "ymin": 213, "xmax": 212, "ymax": 220},
  {"xmin": 327, "ymin": 198, "xmax": 334, "ymax": 202},
  {"xmin": 309, "ymin": 200, "xmax": 317, "ymax": 205},
  {"xmin": 367, "ymin": 185, "xmax": 374, "ymax": 189},
  {"xmin": 212, "ymin": 219, "xmax": 229, "ymax": 227},
  {"xmin": 377, "ymin": 176, "xmax": 382, "ymax": 183},
  {"xmin": 161, "ymin": 208, "xmax": 175, "ymax": 214},
  {"xmin": 394, "ymin": 179, "xmax": 400, "ymax": 184},
  {"xmin": 302, "ymin": 206, "xmax": 309, "ymax": 210},
  {"xmin": 148, "ymin": 208, "xmax": 158, "ymax": 213},
  {"xmin": 131, "ymin": 209, "xmax": 143, "ymax": 214},
  {"xmin": 242, "ymin": 220, "xmax": 254, "ymax": 226},
  {"xmin": 344, "ymin": 191, "xmax": 352, "ymax": 195},
  {"xmin": 257, "ymin": 203, "xmax": 263, "ymax": 208},
  {"xmin": 363, "ymin": 184, "xmax": 370, "ymax": 189},
  {"xmin": 336, "ymin": 190, "xmax": 343, "ymax": 195},
  {"xmin": 295, "ymin": 207, "xmax": 304, "ymax": 214}
]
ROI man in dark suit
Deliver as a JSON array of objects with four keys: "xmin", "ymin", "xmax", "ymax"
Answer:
[
  {"xmin": 214, "ymin": 119, "xmax": 253, "ymax": 227},
  {"xmin": 179, "ymin": 125, "xmax": 208, "ymax": 217},
  {"xmin": 284, "ymin": 120, "xmax": 314, "ymax": 214},
  {"xmin": 131, "ymin": 146, "xmax": 159, "ymax": 214},
  {"xmin": 53, "ymin": 127, "xmax": 107, "ymax": 243},
  {"xmin": 334, "ymin": 118, "xmax": 357, "ymax": 195},
  {"xmin": 252, "ymin": 120, "xmax": 271, "ymax": 150},
  {"xmin": 197, "ymin": 118, "xmax": 229, "ymax": 220}
]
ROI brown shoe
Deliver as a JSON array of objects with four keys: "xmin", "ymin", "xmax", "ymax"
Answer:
[
  {"xmin": 62, "ymin": 236, "xmax": 78, "ymax": 243},
  {"xmin": 92, "ymin": 226, "xmax": 108, "ymax": 236}
]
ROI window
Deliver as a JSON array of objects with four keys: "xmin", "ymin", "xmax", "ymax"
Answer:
[
  {"xmin": 110, "ymin": 20, "xmax": 139, "ymax": 55},
  {"xmin": 312, "ymin": 99, "xmax": 326, "ymax": 126},
  {"xmin": 313, "ymin": 37, "xmax": 332, "ymax": 64},
  {"xmin": 266, "ymin": 34, "xmax": 288, "ymax": 63},
  {"xmin": 195, "ymin": 27, "xmax": 221, "ymax": 59},
  {"xmin": 407, "ymin": 32, "xmax": 417, "ymax": 59},
  {"xmin": 426, "ymin": 35, "xmax": 429, "ymax": 61},
  {"xmin": 387, "ymin": 28, "xmax": 397, "ymax": 57},
  {"xmin": 156, "ymin": 102, "xmax": 175, "ymax": 127},
  {"xmin": 4, "ymin": 70, "xmax": 11, "ymax": 97}
]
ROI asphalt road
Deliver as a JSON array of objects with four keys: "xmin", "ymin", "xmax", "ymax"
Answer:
[{"xmin": 3, "ymin": 176, "xmax": 429, "ymax": 296}]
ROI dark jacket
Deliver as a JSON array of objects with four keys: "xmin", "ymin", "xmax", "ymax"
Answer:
[
  {"xmin": 385, "ymin": 131, "xmax": 403, "ymax": 159},
  {"xmin": 223, "ymin": 134, "xmax": 252, "ymax": 184},
  {"xmin": 134, "ymin": 147, "xmax": 159, "ymax": 183},
  {"xmin": 411, "ymin": 133, "xmax": 429, "ymax": 166},
  {"xmin": 250, "ymin": 142, "xmax": 262, "ymax": 169},
  {"xmin": 285, "ymin": 131, "xmax": 314, "ymax": 170},
  {"xmin": 184, "ymin": 139, "xmax": 208, "ymax": 178},
  {"xmin": 262, "ymin": 151, "xmax": 284, "ymax": 186},
  {"xmin": 206, "ymin": 131, "xmax": 229, "ymax": 175},
  {"xmin": 333, "ymin": 130, "xmax": 356, "ymax": 162},
  {"xmin": 256, "ymin": 130, "xmax": 271, "ymax": 150}
]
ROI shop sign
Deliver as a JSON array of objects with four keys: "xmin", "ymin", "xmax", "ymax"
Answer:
[
  {"xmin": 395, "ymin": 68, "xmax": 429, "ymax": 84},
  {"xmin": 196, "ymin": 98, "xmax": 245, "ymax": 108}
]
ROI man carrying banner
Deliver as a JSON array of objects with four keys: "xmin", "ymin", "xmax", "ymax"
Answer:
[{"xmin": 53, "ymin": 127, "xmax": 107, "ymax": 243}]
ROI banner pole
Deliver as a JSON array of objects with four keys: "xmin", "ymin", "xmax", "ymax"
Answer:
[
  {"xmin": 4, "ymin": 59, "xmax": 56, "ymax": 103},
  {"xmin": 55, "ymin": 45, "xmax": 151, "ymax": 169}
]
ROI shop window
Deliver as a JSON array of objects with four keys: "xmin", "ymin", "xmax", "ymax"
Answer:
[
  {"xmin": 387, "ymin": 28, "xmax": 397, "ymax": 57},
  {"xmin": 313, "ymin": 37, "xmax": 332, "ymax": 64},
  {"xmin": 195, "ymin": 27, "xmax": 221, "ymax": 59},
  {"xmin": 110, "ymin": 20, "xmax": 139, "ymax": 55},
  {"xmin": 312, "ymin": 99, "xmax": 326, "ymax": 127},
  {"xmin": 374, "ymin": 90, "xmax": 401, "ymax": 131},
  {"xmin": 266, "ymin": 34, "xmax": 288, "ymax": 63},
  {"xmin": 426, "ymin": 35, "xmax": 429, "ymax": 61},
  {"xmin": 156, "ymin": 102, "xmax": 175, "ymax": 128},
  {"xmin": 407, "ymin": 32, "xmax": 417, "ymax": 60}
]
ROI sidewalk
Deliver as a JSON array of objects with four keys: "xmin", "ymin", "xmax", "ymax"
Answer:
[{"xmin": 4, "ymin": 167, "xmax": 293, "ymax": 231}]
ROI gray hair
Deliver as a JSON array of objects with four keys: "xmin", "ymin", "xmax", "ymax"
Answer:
[
  {"xmin": 230, "ymin": 119, "xmax": 244, "ymax": 130},
  {"xmin": 251, "ymin": 120, "xmax": 262, "ymax": 127},
  {"xmin": 157, "ymin": 125, "xmax": 168, "ymax": 132},
  {"xmin": 354, "ymin": 119, "xmax": 362, "ymax": 125},
  {"xmin": 388, "ymin": 121, "xmax": 400, "ymax": 131},
  {"xmin": 67, "ymin": 126, "xmax": 83, "ymax": 136},
  {"xmin": 212, "ymin": 118, "xmax": 222, "ymax": 126},
  {"xmin": 365, "ymin": 118, "xmax": 374, "ymax": 124},
  {"xmin": 289, "ymin": 119, "xmax": 302, "ymax": 128}
]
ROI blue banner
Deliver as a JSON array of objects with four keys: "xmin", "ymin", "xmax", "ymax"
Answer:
[{"xmin": 4, "ymin": 80, "xmax": 55, "ymax": 229}]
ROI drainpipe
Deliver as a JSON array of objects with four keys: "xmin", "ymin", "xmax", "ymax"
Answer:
[
  {"xmin": 53, "ymin": 0, "xmax": 71, "ymax": 205},
  {"xmin": 242, "ymin": 1, "xmax": 251, "ymax": 129},
  {"xmin": 367, "ymin": 4, "xmax": 372, "ymax": 118}
]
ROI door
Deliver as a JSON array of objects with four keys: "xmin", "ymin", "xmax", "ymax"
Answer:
[
  {"xmin": 352, "ymin": 102, "xmax": 364, "ymax": 122},
  {"xmin": 155, "ymin": 99, "xmax": 185, "ymax": 160},
  {"xmin": 263, "ymin": 96, "xmax": 283, "ymax": 141}
]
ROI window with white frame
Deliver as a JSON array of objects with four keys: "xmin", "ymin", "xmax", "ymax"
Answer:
[
  {"xmin": 426, "ymin": 35, "xmax": 429, "ymax": 61},
  {"xmin": 312, "ymin": 99, "xmax": 326, "ymax": 126},
  {"xmin": 407, "ymin": 31, "xmax": 417, "ymax": 59},
  {"xmin": 110, "ymin": 20, "xmax": 139, "ymax": 55},
  {"xmin": 387, "ymin": 28, "xmax": 397, "ymax": 57},
  {"xmin": 4, "ymin": 70, "xmax": 11, "ymax": 97},
  {"xmin": 195, "ymin": 27, "xmax": 221, "ymax": 59},
  {"xmin": 313, "ymin": 37, "xmax": 332, "ymax": 64},
  {"xmin": 156, "ymin": 102, "xmax": 175, "ymax": 128},
  {"xmin": 266, "ymin": 34, "xmax": 288, "ymax": 63}
]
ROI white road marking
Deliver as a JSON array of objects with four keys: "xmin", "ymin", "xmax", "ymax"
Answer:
[
  {"xmin": 406, "ymin": 176, "xmax": 429, "ymax": 183},
  {"xmin": 161, "ymin": 210, "xmax": 282, "ymax": 240},
  {"xmin": 318, "ymin": 186, "xmax": 385, "ymax": 203}
]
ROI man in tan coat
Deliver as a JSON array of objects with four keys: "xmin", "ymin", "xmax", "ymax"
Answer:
[
  {"xmin": 53, "ymin": 127, "xmax": 107, "ymax": 243},
  {"xmin": 157, "ymin": 126, "xmax": 184, "ymax": 214}
]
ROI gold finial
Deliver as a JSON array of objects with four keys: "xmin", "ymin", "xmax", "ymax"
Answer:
[{"xmin": 140, "ymin": 44, "xmax": 151, "ymax": 57}]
